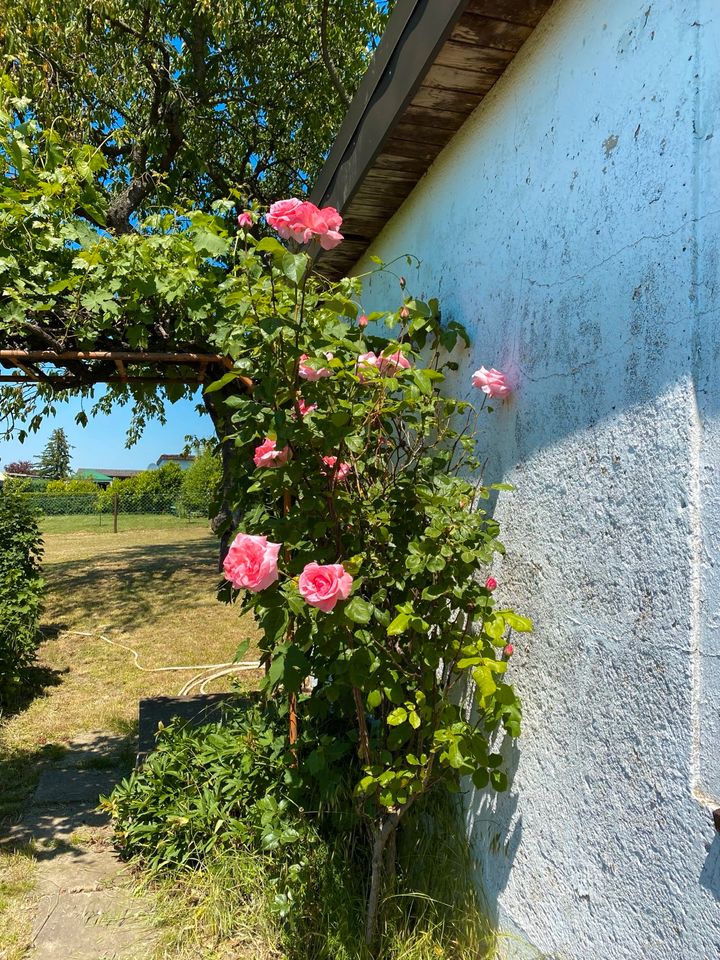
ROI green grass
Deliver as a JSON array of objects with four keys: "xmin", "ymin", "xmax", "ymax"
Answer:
[
  {"xmin": 136, "ymin": 793, "xmax": 497, "ymax": 960},
  {"xmin": 40, "ymin": 512, "xmax": 208, "ymax": 535}
]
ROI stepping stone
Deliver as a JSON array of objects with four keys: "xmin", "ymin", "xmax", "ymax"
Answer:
[
  {"xmin": 31, "ymin": 887, "xmax": 149, "ymax": 960},
  {"xmin": 0, "ymin": 730, "xmax": 155, "ymax": 958}
]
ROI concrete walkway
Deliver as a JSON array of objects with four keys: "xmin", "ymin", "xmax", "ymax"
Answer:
[{"xmin": 1, "ymin": 732, "xmax": 155, "ymax": 960}]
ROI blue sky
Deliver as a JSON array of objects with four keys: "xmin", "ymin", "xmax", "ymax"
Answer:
[{"xmin": 1, "ymin": 390, "xmax": 212, "ymax": 472}]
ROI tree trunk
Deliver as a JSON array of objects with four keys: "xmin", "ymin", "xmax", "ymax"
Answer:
[
  {"xmin": 365, "ymin": 813, "xmax": 401, "ymax": 949},
  {"xmin": 203, "ymin": 389, "xmax": 244, "ymax": 569}
]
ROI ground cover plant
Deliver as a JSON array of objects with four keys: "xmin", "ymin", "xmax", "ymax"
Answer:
[{"xmin": 108, "ymin": 201, "xmax": 530, "ymax": 955}]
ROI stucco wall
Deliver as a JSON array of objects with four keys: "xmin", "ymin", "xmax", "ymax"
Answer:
[{"xmin": 354, "ymin": 1, "xmax": 720, "ymax": 957}]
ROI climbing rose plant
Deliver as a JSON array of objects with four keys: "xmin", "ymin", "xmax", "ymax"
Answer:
[{"xmin": 210, "ymin": 201, "xmax": 530, "ymax": 944}]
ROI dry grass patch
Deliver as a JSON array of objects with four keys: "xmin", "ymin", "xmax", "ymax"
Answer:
[{"xmin": 0, "ymin": 847, "xmax": 37, "ymax": 960}]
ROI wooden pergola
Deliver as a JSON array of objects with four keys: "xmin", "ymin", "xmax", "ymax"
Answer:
[{"xmin": 0, "ymin": 349, "xmax": 252, "ymax": 390}]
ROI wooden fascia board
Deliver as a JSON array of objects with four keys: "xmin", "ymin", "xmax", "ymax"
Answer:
[{"xmin": 310, "ymin": 0, "xmax": 471, "ymax": 214}]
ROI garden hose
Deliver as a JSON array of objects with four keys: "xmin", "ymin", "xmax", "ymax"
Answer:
[{"xmin": 56, "ymin": 629, "xmax": 260, "ymax": 695}]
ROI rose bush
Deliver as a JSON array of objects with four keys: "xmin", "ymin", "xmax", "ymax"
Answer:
[{"xmin": 206, "ymin": 198, "xmax": 528, "ymax": 946}]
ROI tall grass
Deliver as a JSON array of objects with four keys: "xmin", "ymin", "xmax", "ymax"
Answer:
[{"xmin": 138, "ymin": 791, "xmax": 496, "ymax": 960}]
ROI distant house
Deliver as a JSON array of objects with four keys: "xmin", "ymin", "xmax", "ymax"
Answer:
[
  {"xmin": 150, "ymin": 454, "xmax": 195, "ymax": 471},
  {"xmin": 76, "ymin": 468, "xmax": 142, "ymax": 489}
]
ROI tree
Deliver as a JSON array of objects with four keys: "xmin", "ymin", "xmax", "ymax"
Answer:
[
  {"xmin": 35, "ymin": 428, "xmax": 73, "ymax": 479},
  {"xmin": 4, "ymin": 460, "xmax": 35, "ymax": 474},
  {"xmin": 0, "ymin": 0, "xmax": 394, "ymax": 541},
  {"xmin": 1, "ymin": 0, "xmax": 391, "ymax": 231},
  {"xmin": 176, "ymin": 444, "xmax": 222, "ymax": 517}
]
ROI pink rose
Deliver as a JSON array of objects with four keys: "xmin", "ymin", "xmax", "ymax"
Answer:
[
  {"xmin": 237, "ymin": 212, "xmax": 253, "ymax": 228},
  {"xmin": 253, "ymin": 438, "xmax": 290, "ymax": 468},
  {"xmin": 485, "ymin": 576, "xmax": 497, "ymax": 591},
  {"xmin": 356, "ymin": 351, "xmax": 381, "ymax": 381},
  {"xmin": 504, "ymin": 644, "xmax": 514, "ymax": 657},
  {"xmin": 322, "ymin": 455, "xmax": 351, "ymax": 481},
  {"xmin": 266, "ymin": 199, "xmax": 344, "ymax": 250},
  {"xmin": 223, "ymin": 533, "xmax": 281, "ymax": 592},
  {"xmin": 298, "ymin": 353, "xmax": 333, "ymax": 381},
  {"xmin": 399, "ymin": 306, "xmax": 410, "ymax": 319},
  {"xmin": 358, "ymin": 314, "xmax": 369, "ymax": 328},
  {"xmin": 298, "ymin": 562, "xmax": 353, "ymax": 612},
  {"xmin": 264, "ymin": 198, "xmax": 303, "ymax": 240},
  {"xmin": 472, "ymin": 367, "xmax": 511, "ymax": 399},
  {"xmin": 297, "ymin": 397, "xmax": 317, "ymax": 417},
  {"xmin": 379, "ymin": 350, "xmax": 411, "ymax": 376}
]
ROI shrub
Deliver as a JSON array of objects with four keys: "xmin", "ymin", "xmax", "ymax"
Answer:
[
  {"xmin": 96, "ymin": 463, "xmax": 185, "ymax": 514},
  {"xmin": 45, "ymin": 477, "xmax": 99, "ymax": 495},
  {"xmin": 106, "ymin": 702, "xmax": 295, "ymax": 869},
  {"xmin": 0, "ymin": 483, "xmax": 44, "ymax": 711},
  {"xmin": 176, "ymin": 447, "xmax": 221, "ymax": 518}
]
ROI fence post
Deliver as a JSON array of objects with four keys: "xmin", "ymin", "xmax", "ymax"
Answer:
[{"xmin": 113, "ymin": 491, "xmax": 118, "ymax": 533}]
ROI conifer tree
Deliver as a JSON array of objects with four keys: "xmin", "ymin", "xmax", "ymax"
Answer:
[{"xmin": 36, "ymin": 428, "xmax": 73, "ymax": 480}]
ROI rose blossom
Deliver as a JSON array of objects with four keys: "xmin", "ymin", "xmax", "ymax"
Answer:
[
  {"xmin": 298, "ymin": 353, "xmax": 333, "ymax": 381},
  {"xmin": 322, "ymin": 455, "xmax": 351, "ymax": 481},
  {"xmin": 253, "ymin": 438, "xmax": 290, "ymax": 468},
  {"xmin": 264, "ymin": 198, "xmax": 302, "ymax": 239},
  {"xmin": 485, "ymin": 576, "xmax": 498, "ymax": 591},
  {"xmin": 223, "ymin": 533, "xmax": 281, "ymax": 592},
  {"xmin": 266, "ymin": 199, "xmax": 344, "ymax": 250},
  {"xmin": 504, "ymin": 643, "xmax": 514, "ymax": 657},
  {"xmin": 298, "ymin": 562, "xmax": 353, "ymax": 612},
  {"xmin": 358, "ymin": 314, "xmax": 369, "ymax": 328},
  {"xmin": 379, "ymin": 350, "xmax": 411, "ymax": 376},
  {"xmin": 297, "ymin": 397, "xmax": 317, "ymax": 417},
  {"xmin": 399, "ymin": 306, "xmax": 410, "ymax": 319},
  {"xmin": 472, "ymin": 367, "xmax": 511, "ymax": 399},
  {"xmin": 356, "ymin": 351, "xmax": 382, "ymax": 382},
  {"xmin": 237, "ymin": 211, "xmax": 253, "ymax": 228}
]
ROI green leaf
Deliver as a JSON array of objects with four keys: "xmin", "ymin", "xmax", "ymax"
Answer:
[
  {"xmin": 408, "ymin": 710, "xmax": 421, "ymax": 730},
  {"xmin": 387, "ymin": 613, "xmax": 410, "ymax": 636},
  {"xmin": 204, "ymin": 371, "xmax": 242, "ymax": 394},
  {"xmin": 255, "ymin": 237, "xmax": 286, "ymax": 255},
  {"xmin": 484, "ymin": 614, "xmax": 506, "ymax": 641},
  {"xmin": 367, "ymin": 689, "xmax": 383, "ymax": 709},
  {"xmin": 233, "ymin": 639, "xmax": 250, "ymax": 663},
  {"xmin": 500, "ymin": 611, "xmax": 533, "ymax": 632},
  {"xmin": 281, "ymin": 252, "xmax": 307, "ymax": 285},
  {"xmin": 490, "ymin": 770, "xmax": 508, "ymax": 792},
  {"xmin": 387, "ymin": 707, "xmax": 407, "ymax": 726},
  {"xmin": 472, "ymin": 768, "xmax": 489, "ymax": 790},
  {"xmin": 345, "ymin": 596, "xmax": 373, "ymax": 625}
]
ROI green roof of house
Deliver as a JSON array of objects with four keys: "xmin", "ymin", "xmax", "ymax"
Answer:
[{"xmin": 77, "ymin": 469, "xmax": 113, "ymax": 482}]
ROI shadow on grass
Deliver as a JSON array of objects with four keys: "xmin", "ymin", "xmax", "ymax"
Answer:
[
  {"xmin": 0, "ymin": 663, "xmax": 67, "ymax": 723},
  {"xmin": 43, "ymin": 540, "xmax": 223, "ymax": 632}
]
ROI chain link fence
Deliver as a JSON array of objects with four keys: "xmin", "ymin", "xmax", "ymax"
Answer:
[{"xmin": 21, "ymin": 488, "xmax": 203, "ymax": 532}]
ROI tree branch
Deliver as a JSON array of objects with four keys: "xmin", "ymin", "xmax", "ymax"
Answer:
[{"xmin": 320, "ymin": 0, "xmax": 350, "ymax": 108}]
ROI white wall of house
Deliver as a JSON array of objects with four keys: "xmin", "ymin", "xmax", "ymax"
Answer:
[{"xmin": 355, "ymin": 1, "xmax": 720, "ymax": 956}]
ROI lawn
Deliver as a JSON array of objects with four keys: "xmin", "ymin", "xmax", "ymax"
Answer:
[{"xmin": 0, "ymin": 517, "xmax": 261, "ymax": 819}]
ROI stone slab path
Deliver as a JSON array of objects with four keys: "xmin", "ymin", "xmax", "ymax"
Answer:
[{"xmin": 1, "ymin": 732, "xmax": 155, "ymax": 960}]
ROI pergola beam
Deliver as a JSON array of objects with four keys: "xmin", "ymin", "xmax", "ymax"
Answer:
[{"xmin": 0, "ymin": 350, "xmax": 230, "ymax": 364}]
